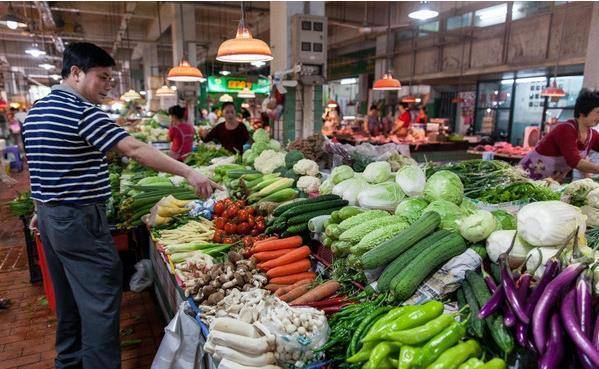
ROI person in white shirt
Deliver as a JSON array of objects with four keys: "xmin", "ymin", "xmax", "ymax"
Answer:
[{"xmin": 207, "ymin": 106, "xmax": 219, "ymax": 126}]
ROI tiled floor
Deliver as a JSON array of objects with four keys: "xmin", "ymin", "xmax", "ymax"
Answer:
[{"xmin": 0, "ymin": 169, "xmax": 164, "ymax": 369}]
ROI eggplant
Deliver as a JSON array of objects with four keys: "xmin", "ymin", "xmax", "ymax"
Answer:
[
  {"xmin": 504, "ymin": 301, "xmax": 517, "ymax": 327},
  {"xmin": 478, "ymin": 285, "xmax": 504, "ymax": 319},
  {"xmin": 483, "ymin": 268, "xmax": 498, "ymax": 292},
  {"xmin": 560, "ymin": 289, "xmax": 599, "ymax": 366},
  {"xmin": 577, "ymin": 271, "xmax": 593, "ymax": 336},
  {"xmin": 500, "ymin": 255, "xmax": 529, "ymax": 324},
  {"xmin": 538, "ymin": 312, "xmax": 564, "ymax": 369},
  {"xmin": 523, "ymin": 258, "xmax": 559, "ymax": 317},
  {"xmin": 532, "ymin": 262, "xmax": 587, "ymax": 354},
  {"xmin": 594, "ymin": 312, "xmax": 599, "ymax": 351},
  {"xmin": 510, "ymin": 273, "xmax": 533, "ymax": 333}
]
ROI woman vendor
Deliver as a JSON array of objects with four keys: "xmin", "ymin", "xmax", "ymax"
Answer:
[
  {"xmin": 520, "ymin": 89, "xmax": 599, "ymax": 181},
  {"xmin": 167, "ymin": 105, "xmax": 195, "ymax": 161},
  {"xmin": 200, "ymin": 102, "xmax": 250, "ymax": 153},
  {"xmin": 392, "ymin": 103, "xmax": 411, "ymax": 137},
  {"xmin": 366, "ymin": 105, "xmax": 380, "ymax": 136}
]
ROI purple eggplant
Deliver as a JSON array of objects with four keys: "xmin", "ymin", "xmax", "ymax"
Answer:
[
  {"xmin": 539, "ymin": 312, "xmax": 564, "ymax": 369},
  {"xmin": 532, "ymin": 262, "xmax": 587, "ymax": 354},
  {"xmin": 500, "ymin": 256, "xmax": 529, "ymax": 324},
  {"xmin": 594, "ymin": 312, "xmax": 599, "ymax": 351},
  {"xmin": 515, "ymin": 322, "xmax": 535, "ymax": 351},
  {"xmin": 560, "ymin": 289, "xmax": 599, "ymax": 366},
  {"xmin": 577, "ymin": 271, "xmax": 593, "ymax": 336},
  {"xmin": 508, "ymin": 274, "xmax": 532, "ymax": 329},
  {"xmin": 483, "ymin": 268, "xmax": 498, "ymax": 292},
  {"xmin": 524, "ymin": 258, "xmax": 560, "ymax": 317},
  {"xmin": 478, "ymin": 284, "xmax": 504, "ymax": 319}
]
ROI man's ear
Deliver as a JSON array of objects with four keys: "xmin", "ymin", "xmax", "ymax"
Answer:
[{"xmin": 70, "ymin": 65, "xmax": 81, "ymax": 81}]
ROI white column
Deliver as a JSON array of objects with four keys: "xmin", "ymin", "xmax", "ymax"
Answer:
[{"xmin": 583, "ymin": 3, "xmax": 599, "ymax": 90}]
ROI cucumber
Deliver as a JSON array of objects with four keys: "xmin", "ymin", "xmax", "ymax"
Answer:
[
  {"xmin": 390, "ymin": 232, "xmax": 467, "ymax": 301},
  {"xmin": 376, "ymin": 230, "xmax": 451, "ymax": 292},
  {"xmin": 361, "ymin": 212, "xmax": 440, "ymax": 270},
  {"xmin": 272, "ymin": 194, "xmax": 341, "ymax": 217},
  {"xmin": 287, "ymin": 207, "xmax": 345, "ymax": 226},
  {"xmin": 461, "ymin": 281, "xmax": 485, "ymax": 338},
  {"xmin": 470, "ymin": 244, "xmax": 487, "ymax": 259},
  {"xmin": 286, "ymin": 223, "xmax": 309, "ymax": 234},
  {"xmin": 278, "ymin": 199, "xmax": 349, "ymax": 221}
]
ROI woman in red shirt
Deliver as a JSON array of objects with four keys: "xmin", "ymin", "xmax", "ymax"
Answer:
[
  {"xmin": 392, "ymin": 103, "xmax": 411, "ymax": 137},
  {"xmin": 167, "ymin": 105, "xmax": 195, "ymax": 161},
  {"xmin": 520, "ymin": 89, "xmax": 599, "ymax": 181}
]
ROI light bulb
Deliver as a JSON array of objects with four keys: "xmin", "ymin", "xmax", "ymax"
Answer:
[{"xmin": 6, "ymin": 21, "xmax": 18, "ymax": 30}]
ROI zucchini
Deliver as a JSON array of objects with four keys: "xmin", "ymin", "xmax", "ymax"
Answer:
[
  {"xmin": 339, "ymin": 216, "xmax": 403, "ymax": 244},
  {"xmin": 461, "ymin": 281, "xmax": 485, "ymax": 338},
  {"xmin": 272, "ymin": 194, "xmax": 341, "ymax": 217},
  {"xmin": 390, "ymin": 232, "xmax": 467, "ymax": 301},
  {"xmin": 278, "ymin": 199, "xmax": 349, "ymax": 220},
  {"xmin": 349, "ymin": 221, "xmax": 410, "ymax": 256},
  {"xmin": 338, "ymin": 206, "xmax": 366, "ymax": 221},
  {"xmin": 338, "ymin": 210, "xmax": 389, "ymax": 231},
  {"xmin": 376, "ymin": 230, "xmax": 451, "ymax": 292},
  {"xmin": 361, "ymin": 212, "xmax": 441, "ymax": 270},
  {"xmin": 287, "ymin": 206, "xmax": 345, "ymax": 225},
  {"xmin": 286, "ymin": 223, "xmax": 309, "ymax": 234}
]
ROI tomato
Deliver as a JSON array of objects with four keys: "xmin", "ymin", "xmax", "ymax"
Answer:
[
  {"xmin": 235, "ymin": 200, "xmax": 246, "ymax": 208},
  {"xmin": 250, "ymin": 229, "xmax": 261, "ymax": 237},
  {"xmin": 225, "ymin": 205, "xmax": 239, "ymax": 219},
  {"xmin": 247, "ymin": 216, "xmax": 256, "ymax": 227},
  {"xmin": 247, "ymin": 207, "xmax": 256, "ymax": 215},
  {"xmin": 213, "ymin": 202, "xmax": 225, "ymax": 216},
  {"xmin": 224, "ymin": 223, "xmax": 238, "ymax": 234},
  {"xmin": 237, "ymin": 222, "xmax": 251, "ymax": 235},
  {"xmin": 237, "ymin": 209, "xmax": 249, "ymax": 221},
  {"xmin": 255, "ymin": 215, "xmax": 265, "ymax": 224},
  {"xmin": 255, "ymin": 221, "xmax": 266, "ymax": 232},
  {"xmin": 214, "ymin": 217, "xmax": 226, "ymax": 230},
  {"xmin": 223, "ymin": 198, "xmax": 234, "ymax": 206},
  {"xmin": 242, "ymin": 236, "xmax": 254, "ymax": 248},
  {"xmin": 212, "ymin": 230, "xmax": 225, "ymax": 243},
  {"xmin": 223, "ymin": 237, "xmax": 235, "ymax": 244}
]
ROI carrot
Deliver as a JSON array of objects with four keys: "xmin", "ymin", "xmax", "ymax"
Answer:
[
  {"xmin": 270, "ymin": 272, "xmax": 316, "ymax": 285},
  {"xmin": 248, "ymin": 237, "xmax": 278, "ymax": 255},
  {"xmin": 280, "ymin": 284, "xmax": 312, "ymax": 302},
  {"xmin": 274, "ymin": 279, "xmax": 312, "ymax": 297},
  {"xmin": 290, "ymin": 280, "xmax": 341, "ymax": 305},
  {"xmin": 253, "ymin": 248, "xmax": 296, "ymax": 262},
  {"xmin": 252, "ymin": 236, "xmax": 303, "ymax": 253},
  {"xmin": 265, "ymin": 283, "xmax": 288, "ymax": 293},
  {"xmin": 267, "ymin": 259, "xmax": 311, "ymax": 278},
  {"xmin": 258, "ymin": 246, "xmax": 311, "ymax": 270}
]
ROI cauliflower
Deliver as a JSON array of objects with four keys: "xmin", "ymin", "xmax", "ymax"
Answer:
[
  {"xmin": 293, "ymin": 159, "xmax": 320, "ymax": 176},
  {"xmin": 254, "ymin": 150, "xmax": 286, "ymax": 174},
  {"xmin": 297, "ymin": 176, "xmax": 321, "ymax": 194}
]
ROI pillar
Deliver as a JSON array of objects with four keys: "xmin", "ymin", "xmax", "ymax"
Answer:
[
  {"xmin": 142, "ymin": 45, "xmax": 161, "ymax": 112},
  {"xmin": 583, "ymin": 3, "xmax": 599, "ymax": 90},
  {"xmin": 171, "ymin": 3, "xmax": 198, "ymax": 123},
  {"xmin": 269, "ymin": 2, "xmax": 325, "ymax": 143},
  {"xmin": 358, "ymin": 74, "xmax": 369, "ymax": 115}
]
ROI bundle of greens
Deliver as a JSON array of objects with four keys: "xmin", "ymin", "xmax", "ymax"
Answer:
[
  {"xmin": 184, "ymin": 146, "xmax": 232, "ymax": 167},
  {"xmin": 8, "ymin": 191, "xmax": 34, "ymax": 218},
  {"xmin": 477, "ymin": 182, "xmax": 560, "ymax": 204}
]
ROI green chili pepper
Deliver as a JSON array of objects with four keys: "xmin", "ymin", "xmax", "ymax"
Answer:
[
  {"xmin": 398, "ymin": 346, "xmax": 421, "ymax": 369},
  {"xmin": 426, "ymin": 339, "xmax": 481, "ymax": 369},
  {"xmin": 366, "ymin": 342, "xmax": 401, "ymax": 369},
  {"xmin": 364, "ymin": 301, "xmax": 444, "ymax": 342},
  {"xmin": 347, "ymin": 342, "xmax": 377, "ymax": 363},
  {"xmin": 349, "ymin": 306, "xmax": 393, "ymax": 356},
  {"xmin": 362, "ymin": 306, "xmax": 411, "ymax": 341},
  {"xmin": 389, "ymin": 357, "xmax": 399, "ymax": 368},
  {"xmin": 388, "ymin": 314, "xmax": 455, "ymax": 345},
  {"xmin": 457, "ymin": 357, "xmax": 485, "ymax": 369},
  {"xmin": 417, "ymin": 321, "xmax": 467, "ymax": 368},
  {"xmin": 480, "ymin": 358, "xmax": 506, "ymax": 369}
]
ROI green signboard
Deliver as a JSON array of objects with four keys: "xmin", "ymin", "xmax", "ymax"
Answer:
[{"xmin": 207, "ymin": 76, "xmax": 270, "ymax": 94}]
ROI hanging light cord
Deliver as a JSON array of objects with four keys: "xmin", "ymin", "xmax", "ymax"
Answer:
[
  {"xmin": 553, "ymin": 6, "xmax": 568, "ymax": 81},
  {"xmin": 156, "ymin": 1, "xmax": 166, "ymax": 83},
  {"xmin": 386, "ymin": 1, "xmax": 391, "ymax": 74}
]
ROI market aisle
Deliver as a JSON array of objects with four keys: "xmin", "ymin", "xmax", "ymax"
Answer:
[{"xmin": 0, "ymin": 169, "xmax": 165, "ymax": 369}]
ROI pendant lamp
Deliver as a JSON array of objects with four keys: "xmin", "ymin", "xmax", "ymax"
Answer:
[
  {"xmin": 327, "ymin": 100, "xmax": 338, "ymax": 108},
  {"xmin": 401, "ymin": 95, "xmax": 418, "ymax": 103},
  {"xmin": 156, "ymin": 85, "xmax": 175, "ymax": 97},
  {"xmin": 237, "ymin": 87, "xmax": 255, "ymax": 99},
  {"xmin": 219, "ymin": 94, "xmax": 234, "ymax": 103},
  {"xmin": 167, "ymin": 4, "xmax": 204, "ymax": 82},
  {"xmin": 408, "ymin": 2, "xmax": 439, "ymax": 21},
  {"xmin": 541, "ymin": 6, "xmax": 568, "ymax": 100},
  {"xmin": 373, "ymin": 3, "xmax": 402, "ymax": 92},
  {"xmin": 216, "ymin": 2, "xmax": 273, "ymax": 63},
  {"xmin": 121, "ymin": 89, "xmax": 142, "ymax": 102}
]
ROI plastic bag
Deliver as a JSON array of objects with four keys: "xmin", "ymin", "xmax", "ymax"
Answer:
[
  {"xmin": 259, "ymin": 303, "xmax": 328, "ymax": 368},
  {"xmin": 151, "ymin": 301, "xmax": 211, "ymax": 369},
  {"xmin": 129, "ymin": 259, "xmax": 153, "ymax": 293}
]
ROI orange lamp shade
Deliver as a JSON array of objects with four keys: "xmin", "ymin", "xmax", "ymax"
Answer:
[
  {"xmin": 156, "ymin": 85, "xmax": 176, "ymax": 97},
  {"xmin": 401, "ymin": 95, "xmax": 417, "ymax": 103},
  {"xmin": 167, "ymin": 60, "xmax": 204, "ymax": 82},
  {"xmin": 373, "ymin": 73, "xmax": 402, "ymax": 91},
  {"xmin": 541, "ymin": 81, "xmax": 566, "ymax": 98},
  {"xmin": 217, "ymin": 23, "xmax": 273, "ymax": 63}
]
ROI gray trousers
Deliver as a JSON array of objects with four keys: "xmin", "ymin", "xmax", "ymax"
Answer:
[{"xmin": 37, "ymin": 202, "xmax": 123, "ymax": 369}]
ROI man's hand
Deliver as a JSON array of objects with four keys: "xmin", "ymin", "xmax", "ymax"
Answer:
[
  {"xmin": 29, "ymin": 214, "xmax": 38, "ymax": 232},
  {"xmin": 185, "ymin": 170, "xmax": 223, "ymax": 199}
]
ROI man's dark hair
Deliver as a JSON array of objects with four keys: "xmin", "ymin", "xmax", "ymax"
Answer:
[
  {"xmin": 61, "ymin": 42, "xmax": 116, "ymax": 78},
  {"xmin": 168, "ymin": 105, "xmax": 185, "ymax": 120},
  {"xmin": 221, "ymin": 102, "xmax": 236, "ymax": 111},
  {"xmin": 575, "ymin": 89, "xmax": 599, "ymax": 118},
  {"xmin": 369, "ymin": 104, "xmax": 378, "ymax": 111}
]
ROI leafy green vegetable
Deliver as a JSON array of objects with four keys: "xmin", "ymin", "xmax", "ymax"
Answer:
[
  {"xmin": 458, "ymin": 210, "xmax": 497, "ymax": 243},
  {"xmin": 424, "ymin": 170, "xmax": 464, "ymax": 205},
  {"xmin": 491, "ymin": 210, "xmax": 516, "ymax": 230},
  {"xmin": 424, "ymin": 200, "xmax": 464, "ymax": 231},
  {"xmin": 394, "ymin": 197, "xmax": 429, "ymax": 223}
]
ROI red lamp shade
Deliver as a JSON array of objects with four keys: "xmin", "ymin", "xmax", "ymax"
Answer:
[
  {"xmin": 541, "ymin": 81, "xmax": 566, "ymax": 98},
  {"xmin": 373, "ymin": 73, "xmax": 402, "ymax": 91}
]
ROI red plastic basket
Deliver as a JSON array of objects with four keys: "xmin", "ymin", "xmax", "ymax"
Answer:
[{"xmin": 34, "ymin": 233, "xmax": 57, "ymax": 314}]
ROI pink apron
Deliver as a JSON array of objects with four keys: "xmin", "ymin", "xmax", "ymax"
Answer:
[{"xmin": 520, "ymin": 121, "xmax": 594, "ymax": 181}]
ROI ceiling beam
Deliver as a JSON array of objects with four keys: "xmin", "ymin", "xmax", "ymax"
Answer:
[
  {"xmin": 112, "ymin": 2, "xmax": 137, "ymax": 54},
  {"xmin": 35, "ymin": 1, "xmax": 65, "ymax": 53},
  {"xmin": 12, "ymin": 3, "xmax": 155, "ymax": 20}
]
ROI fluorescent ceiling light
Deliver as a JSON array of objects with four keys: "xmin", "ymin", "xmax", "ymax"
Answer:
[
  {"xmin": 219, "ymin": 71, "xmax": 231, "ymax": 76},
  {"xmin": 340, "ymin": 78, "xmax": 358, "ymax": 85},
  {"xmin": 500, "ymin": 79, "xmax": 515, "ymax": 85},
  {"xmin": 409, "ymin": 3, "xmax": 439, "ymax": 21},
  {"xmin": 251, "ymin": 61, "xmax": 266, "ymax": 67},
  {"xmin": 25, "ymin": 46, "xmax": 46, "ymax": 58},
  {"xmin": 0, "ymin": 15, "xmax": 27, "ymax": 30},
  {"xmin": 516, "ymin": 77, "xmax": 547, "ymax": 84},
  {"xmin": 39, "ymin": 63, "xmax": 54, "ymax": 70},
  {"xmin": 49, "ymin": 74, "xmax": 61, "ymax": 81}
]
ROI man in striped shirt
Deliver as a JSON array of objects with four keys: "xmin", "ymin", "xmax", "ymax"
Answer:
[{"xmin": 23, "ymin": 42, "xmax": 220, "ymax": 369}]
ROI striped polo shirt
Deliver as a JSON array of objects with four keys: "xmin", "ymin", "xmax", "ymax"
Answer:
[{"xmin": 22, "ymin": 85, "xmax": 129, "ymax": 204}]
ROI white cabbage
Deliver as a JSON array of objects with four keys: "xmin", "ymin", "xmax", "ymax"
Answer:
[
  {"xmin": 395, "ymin": 165, "xmax": 426, "ymax": 197},
  {"xmin": 517, "ymin": 201, "xmax": 586, "ymax": 247}
]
